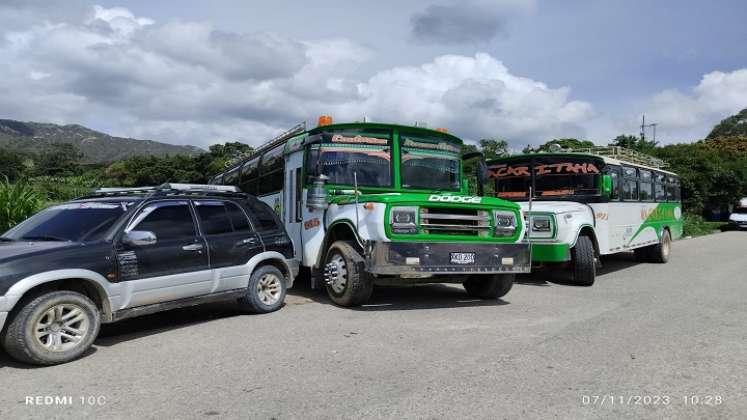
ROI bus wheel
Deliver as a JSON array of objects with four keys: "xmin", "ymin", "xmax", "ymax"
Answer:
[
  {"xmin": 323, "ymin": 241, "xmax": 373, "ymax": 307},
  {"xmin": 463, "ymin": 274, "xmax": 514, "ymax": 299},
  {"xmin": 571, "ymin": 235, "xmax": 596, "ymax": 286},
  {"xmin": 648, "ymin": 229, "xmax": 671, "ymax": 263}
]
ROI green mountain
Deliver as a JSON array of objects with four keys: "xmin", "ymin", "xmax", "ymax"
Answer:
[
  {"xmin": 707, "ymin": 107, "xmax": 747, "ymax": 139},
  {"xmin": 0, "ymin": 119, "xmax": 204, "ymax": 164}
]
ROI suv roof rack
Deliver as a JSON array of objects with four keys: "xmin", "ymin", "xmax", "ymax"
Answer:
[
  {"xmin": 80, "ymin": 183, "xmax": 243, "ymax": 200},
  {"xmin": 569, "ymin": 146, "xmax": 668, "ymax": 168}
]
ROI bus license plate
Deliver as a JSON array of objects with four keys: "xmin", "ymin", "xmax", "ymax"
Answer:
[{"xmin": 450, "ymin": 252, "xmax": 475, "ymax": 265}]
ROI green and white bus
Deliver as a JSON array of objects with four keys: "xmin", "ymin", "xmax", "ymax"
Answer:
[
  {"xmin": 211, "ymin": 117, "xmax": 531, "ymax": 306},
  {"xmin": 487, "ymin": 146, "xmax": 683, "ymax": 286}
]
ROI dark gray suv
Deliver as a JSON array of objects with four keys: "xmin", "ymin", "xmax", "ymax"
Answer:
[{"xmin": 0, "ymin": 184, "xmax": 297, "ymax": 365}]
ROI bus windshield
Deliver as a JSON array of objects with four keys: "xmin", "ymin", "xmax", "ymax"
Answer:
[
  {"xmin": 491, "ymin": 156, "xmax": 603, "ymax": 200},
  {"xmin": 400, "ymin": 134, "xmax": 461, "ymax": 191},
  {"xmin": 307, "ymin": 131, "xmax": 392, "ymax": 187}
]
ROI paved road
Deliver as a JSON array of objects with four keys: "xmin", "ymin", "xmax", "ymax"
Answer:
[{"xmin": 1, "ymin": 232, "xmax": 746, "ymax": 420}]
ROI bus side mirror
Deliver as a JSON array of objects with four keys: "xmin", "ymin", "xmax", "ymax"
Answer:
[
  {"xmin": 602, "ymin": 175, "xmax": 613, "ymax": 197},
  {"xmin": 307, "ymin": 175, "xmax": 329, "ymax": 211}
]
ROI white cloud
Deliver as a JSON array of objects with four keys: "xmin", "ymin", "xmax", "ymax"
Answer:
[
  {"xmin": 347, "ymin": 53, "xmax": 593, "ymax": 143},
  {"xmin": 0, "ymin": 5, "xmax": 591, "ymax": 149},
  {"xmin": 643, "ymin": 68, "xmax": 747, "ymax": 141}
]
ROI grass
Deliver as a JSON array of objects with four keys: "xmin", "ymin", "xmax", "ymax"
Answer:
[{"xmin": 0, "ymin": 179, "xmax": 41, "ymax": 232}]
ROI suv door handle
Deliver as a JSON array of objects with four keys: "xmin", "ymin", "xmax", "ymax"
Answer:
[
  {"xmin": 238, "ymin": 237, "xmax": 258, "ymax": 246},
  {"xmin": 182, "ymin": 244, "xmax": 204, "ymax": 252}
]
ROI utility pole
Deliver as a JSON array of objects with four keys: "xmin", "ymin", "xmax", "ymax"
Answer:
[{"xmin": 640, "ymin": 115, "xmax": 658, "ymax": 143}]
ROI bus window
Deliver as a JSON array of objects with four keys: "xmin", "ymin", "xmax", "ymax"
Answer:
[
  {"xmin": 622, "ymin": 167, "xmax": 638, "ymax": 201},
  {"xmin": 603, "ymin": 165, "xmax": 622, "ymax": 200},
  {"xmin": 532, "ymin": 156, "xmax": 602, "ymax": 198},
  {"xmin": 223, "ymin": 166, "xmax": 240, "ymax": 186},
  {"xmin": 654, "ymin": 172, "xmax": 666, "ymax": 201},
  {"xmin": 491, "ymin": 160, "xmax": 532, "ymax": 200},
  {"xmin": 240, "ymin": 158, "xmax": 260, "ymax": 194},
  {"xmin": 305, "ymin": 128, "xmax": 392, "ymax": 187},
  {"xmin": 639, "ymin": 169, "xmax": 653, "ymax": 201},
  {"xmin": 259, "ymin": 145, "xmax": 284, "ymax": 195},
  {"xmin": 666, "ymin": 176, "xmax": 678, "ymax": 202}
]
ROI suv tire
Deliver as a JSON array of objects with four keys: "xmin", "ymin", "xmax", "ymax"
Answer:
[
  {"xmin": 238, "ymin": 265, "xmax": 287, "ymax": 314},
  {"xmin": 571, "ymin": 235, "xmax": 596, "ymax": 286},
  {"xmin": 2, "ymin": 291, "xmax": 100, "ymax": 366},
  {"xmin": 323, "ymin": 241, "xmax": 373, "ymax": 307},
  {"xmin": 463, "ymin": 274, "xmax": 514, "ymax": 299}
]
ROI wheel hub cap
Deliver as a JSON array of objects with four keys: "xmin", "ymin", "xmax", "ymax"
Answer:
[
  {"xmin": 256, "ymin": 274, "xmax": 282, "ymax": 305},
  {"xmin": 34, "ymin": 304, "xmax": 90, "ymax": 352},
  {"xmin": 324, "ymin": 254, "xmax": 348, "ymax": 294}
]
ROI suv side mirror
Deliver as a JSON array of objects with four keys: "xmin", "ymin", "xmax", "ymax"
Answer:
[
  {"xmin": 602, "ymin": 175, "xmax": 613, "ymax": 197},
  {"xmin": 122, "ymin": 230, "xmax": 157, "ymax": 247}
]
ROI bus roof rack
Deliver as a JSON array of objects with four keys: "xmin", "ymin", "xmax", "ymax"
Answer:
[
  {"xmin": 569, "ymin": 146, "xmax": 668, "ymax": 168},
  {"xmin": 223, "ymin": 122, "xmax": 307, "ymax": 170}
]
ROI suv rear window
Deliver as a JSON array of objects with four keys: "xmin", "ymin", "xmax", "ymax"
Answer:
[
  {"xmin": 194, "ymin": 200, "xmax": 253, "ymax": 234},
  {"xmin": 194, "ymin": 201, "xmax": 233, "ymax": 235}
]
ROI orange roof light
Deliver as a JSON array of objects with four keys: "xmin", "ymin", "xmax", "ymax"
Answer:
[
  {"xmin": 318, "ymin": 115, "xmax": 333, "ymax": 127},
  {"xmin": 435, "ymin": 127, "xmax": 448, "ymax": 133}
]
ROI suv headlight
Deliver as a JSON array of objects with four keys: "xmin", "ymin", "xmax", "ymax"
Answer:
[
  {"xmin": 493, "ymin": 210, "xmax": 516, "ymax": 237},
  {"xmin": 528, "ymin": 214, "xmax": 554, "ymax": 238},
  {"xmin": 390, "ymin": 206, "xmax": 418, "ymax": 234}
]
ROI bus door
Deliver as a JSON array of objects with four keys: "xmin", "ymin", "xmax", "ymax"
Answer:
[
  {"xmin": 284, "ymin": 151, "xmax": 304, "ymax": 261},
  {"xmin": 603, "ymin": 165, "xmax": 626, "ymax": 253}
]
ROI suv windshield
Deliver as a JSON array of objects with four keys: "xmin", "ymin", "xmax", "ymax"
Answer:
[
  {"xmin": 2, "ymin": 201, "xmax": 131, "ymax": 242},
  {"xmin": 400, "ymin": 134, "xmax": 461, "ymax": 191},
  {"xmin": 306, "ymin": 129, "xmax": 392, "ymax": 187},
  {"xmin": 491, "ymin": 156, "xmax": 603, "ymax": 200}
]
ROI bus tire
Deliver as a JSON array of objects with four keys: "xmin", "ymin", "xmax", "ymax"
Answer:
[
  {"xmin": 648, "ymin": 229, "xmax": 671, "ymax": 263},
  {"xmin": 463, "ymin": 274, "xmax": 514, "ymax": 299},
  {"xmin": 323, "ymin": 241, "xmax": 373, "ymax": 307},
  {"xmin": 571, "ymin": 235, "xmax": 596, "ymax": 286}
]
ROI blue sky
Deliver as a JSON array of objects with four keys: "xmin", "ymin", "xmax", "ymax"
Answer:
[{"xmin": 1, "ymin": 0, "xmax": 745, "ymax": 149}]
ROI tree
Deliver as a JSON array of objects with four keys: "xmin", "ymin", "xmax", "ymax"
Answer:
[
  {"xmin": 611, "ymin": 134, "xmax": 658, "ymax": 154},
  {"xmin": 478, "ymin": 139, "xmax": 509, "ymax": 160},
  {"xmin": 0, "ymin": 149, "xmax": 26, "ymax": 181},
  {"xmin": 526, "ymin": 138, "xmax": 597, "ymax": 153},
  {"xmin": 35, "ymin": 144, "xmax": 84, "ymax": 176},
  {"xmin": 707, "ymin": 107, "xmax": 747, "ymax": 139}
]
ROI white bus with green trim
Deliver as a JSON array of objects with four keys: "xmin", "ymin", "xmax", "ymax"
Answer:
[
  {"xmin": 486, "ymin": 146, "xmax": 683, "ymax": 285},
  {"xmin": 210, "ymin": 117, "xmax": 531, "ymax": 306}
]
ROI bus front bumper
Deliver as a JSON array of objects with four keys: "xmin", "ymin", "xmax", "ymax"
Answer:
[{"xmin": 366, "ymin": 241, "xmax": 531, "ymax": 275}]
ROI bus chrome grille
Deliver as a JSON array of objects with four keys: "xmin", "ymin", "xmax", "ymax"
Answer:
[{"xmin": 420, "ymin": 207, "xmax": 491, "ymax": 237}]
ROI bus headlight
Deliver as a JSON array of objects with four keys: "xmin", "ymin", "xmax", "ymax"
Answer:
[
  {"xmin": 391, "ymin": 207, "xmax": 418, "ymax": 234},
  {"xmin": 529, "ymin": 214, "xmax": 554, "ymax": 238},
  {"xmin": 493, "ymin": 210, "xmax": 516, "ymax": 237}
]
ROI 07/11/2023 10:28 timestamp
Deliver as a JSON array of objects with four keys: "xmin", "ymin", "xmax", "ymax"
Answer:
[{"xmin": 581, "ymin": 394, "xmax": 724, "ymax": 407}]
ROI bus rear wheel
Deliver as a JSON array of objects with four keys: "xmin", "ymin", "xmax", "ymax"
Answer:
[
  {"xmin": 463, "ymin": 274, "xmax": 514, "ymax": 299},
  {"xmin": 323, "ymin": 241, "xmax": 373, "ymax": 307},
  {"xmin": 571, "ymin": 235, "xmax": 596, "ymax": 286},
  {"xmin": 647, "ymin": 229, "xmax": 672, "ymax": 263}
]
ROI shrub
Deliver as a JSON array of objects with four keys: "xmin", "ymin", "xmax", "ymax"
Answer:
[
  {"xmin": 31, "ymin": 175, "xmax": 99, "ymax": 202},
  {"xmin": 682, "ymin": 212, "xmax": 724, "ymax": 237},
  {"xmin": 0, "ymin": 179, "xmax": 40, "ymax": 232}
]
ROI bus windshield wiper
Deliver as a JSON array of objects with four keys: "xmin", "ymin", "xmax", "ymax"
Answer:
[
  {"xmin": 0, "ymin": 237, "xmax": 14, "ymax": 242},
  {"xmin": 20, "ymin": 235, "xmax": 70, "ymax": 242}
]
